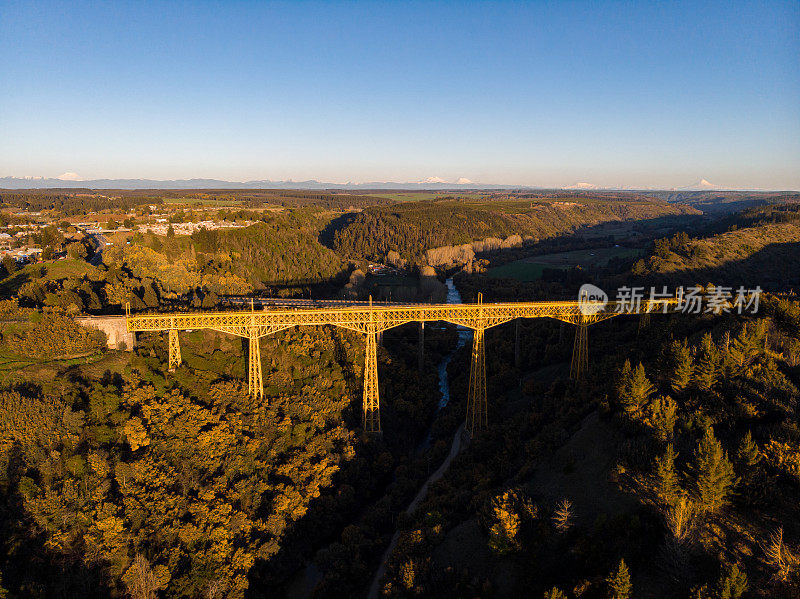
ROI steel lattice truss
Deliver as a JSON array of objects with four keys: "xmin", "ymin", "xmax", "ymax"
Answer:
[
  {"xmin": 126, "ymin": 299, "xmax": 676, "ymax": 334},
  {"xmin": 126, "ymin": 298, "xmax": 678, "ymax": 435}
]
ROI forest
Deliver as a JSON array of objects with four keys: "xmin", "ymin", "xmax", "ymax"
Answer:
[
  {"xmin": 0, "ymin": 192, "xmax": 799, "ymax": 598},
  {"xmin": 0, "ymin": 192, "xmax": 165, "ymax": 217},
  {"xmin": 330, "ymin": 198, "xmax": 699, "ymax": 266}
]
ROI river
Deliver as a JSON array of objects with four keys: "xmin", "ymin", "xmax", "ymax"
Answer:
[{"xmin": 417, "ymin": 278, "xmax": 472, "ymax": 452}]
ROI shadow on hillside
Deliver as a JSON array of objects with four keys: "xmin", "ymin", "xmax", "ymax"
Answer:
[
  {"xmin": 0, "ymin": 269, "xmax": 32, "ymax": 299},
  {"xmin": 318, "ymin": 211, "xmax": 359, "ymax": 251},
  {"xmin": 480, "ymin": 213, "xmax": 707, "ymax": 263},
  {"xmin": 631, "ymin": 241, "xmax": 800, "ymax": 292}
]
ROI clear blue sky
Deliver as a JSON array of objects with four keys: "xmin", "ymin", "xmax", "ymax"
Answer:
[{"xmin": 1, "ymin": 0, "xmax": 798, "ymax": 188}]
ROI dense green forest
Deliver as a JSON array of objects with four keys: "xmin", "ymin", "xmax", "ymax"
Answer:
[
  {"xmin": 0, "ymin": 324, "xmax": 358, "ymax": 597},
  {"xmin": 468, "ymin": 202, "xmax": 800, "ymax": 300},
  {"xmin": 629, "ymin": 222, "xmax": 800, "ymax": 289},
  {"xmin": 0, "ymin": 192, "xmax": 165, "ymax": 216},
  {"xmin": 0, "ymin": 302, "xmax": 464, "ymax": 598},
  {"xmin": 622, "ymin": 203, "xmax": 800, "ymax": 291},
  {"xmin": 4, "ymin": 293, "xmax": 797, "ymax": 598},
  {"xmin": 330, "ymin": 199, "xmax": 699, "ymax": 265}
]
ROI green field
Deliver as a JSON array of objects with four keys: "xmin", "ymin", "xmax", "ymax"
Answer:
[
  {"xmin": 368, "ymin": 192, "xmax": 446, "ymax": 202},
  {"xmin": 487, "ymin": 246, "xmax": 643, "ymax": 281},
  {"xmin": 162, "ymin": 197, "xmax": 243, "ymax": 206}
]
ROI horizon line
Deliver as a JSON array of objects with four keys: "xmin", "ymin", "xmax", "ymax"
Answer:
[{"xmin": 1, "ymin": 175, "xmax": 798, "ymax": 193}]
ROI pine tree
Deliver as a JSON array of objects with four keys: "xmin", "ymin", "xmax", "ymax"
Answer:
[
  {"xmin": 694, "ymin": 334, "xmax": 720, "ymax": 391},
  {"xmin": 606, "ymin": 559, "xmax": 632, "ymax": 599},
  {"xmin": 669, "ymin": 340, "xmax": 693, "ymax": 393},
  {"xmin": 728, "ymin": 320, "xmax": 768, "ymax": 372},
  {"xmin": 717, "ymin": 563, "xmax": 748, "ymax": 599},
  {"xmin": 691, "ymin": 427, "xmax": 736, "ymax": 513},
  {"xmin": 553, "ymin": 498, "xmax": 573, "ymax": 532},
  {"xmin": 763, "ymin": 526, "xmax": 798, "ymax": 582},
  {"xmin": 736, "ymin": 431, "xmax": 759, "ymax": 470},
  {"xmin": 648, "ymin": 395, "xmax": 677, "ymax": 441},
  {"xmin": 543, "ymin": 589, "xmax": 567, "ymax": 599},
  {"xmin": 621, "ymin": 362, "xmax": 655, "ymax": 414},
  {"xmin": 1, "ymin": 254, "xmax": 15, "ymax": 276},
  {"xmin": 616, "ymin": 360, "xmax": 632, "ymax": 400},
  {"xmin": 689, "ymin": 584, "xmax": 711, "ymax": 599},
  {"xmin": 655, "ymin": 443, "xmax": 681, "ymax": 504}
]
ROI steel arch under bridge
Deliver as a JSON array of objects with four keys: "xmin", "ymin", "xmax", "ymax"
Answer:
[{"xmin": 126, "ymin": 296, "xmax": 678, "ymax": 436}]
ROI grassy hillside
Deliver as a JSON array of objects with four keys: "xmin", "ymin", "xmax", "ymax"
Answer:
[{"xmin": 631, "ymin": 218, "xmax": 800, "ymax": 290}]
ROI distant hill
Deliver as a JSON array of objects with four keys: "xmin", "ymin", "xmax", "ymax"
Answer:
[
  {"xmin": 0, "ymin": 176, "xmax": 529, "ymax": 191},
  {"xmin": 3, "ymin": 176, "xmax": 797, "ymax": 193},
  {"xmin": 647, "ymin": 190, "xmax": 800, "ymax": 215}
]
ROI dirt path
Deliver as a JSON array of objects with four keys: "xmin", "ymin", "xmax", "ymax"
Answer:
[{"xmin": 366, "ymin": 422, "xmax": 467, "ymax": 599}]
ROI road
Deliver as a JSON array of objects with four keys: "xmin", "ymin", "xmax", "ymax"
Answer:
[
  {"xmin": 89, "ymin": 233, "xmax": 108, "ymax": 266},
  {"xmin": 366, "ymin": 423, "xmax": 468, "ymax": 599}
]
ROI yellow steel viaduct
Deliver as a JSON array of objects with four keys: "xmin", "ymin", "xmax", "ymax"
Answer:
[{"xmin": 125, "ymin": 296, "xmax": 677, "ymax": 435}]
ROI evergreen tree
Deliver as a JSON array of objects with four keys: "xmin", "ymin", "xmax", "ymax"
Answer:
[
  {"xmin": 553, "ymin": 498, "xmax": 573, "ymax": 532},
  {"xmin": 606, "ymin": 559, "xmax": 632, "ymax": 599},
  {"xmin": 1, "ymin": 254, "xmax": 16, "ymax": 276},
  {"xmin": 689, "ymin": 585, "xmax": 711, "ymax": 599},
  {"xmin": 669, "ymin": 339, "xmax": 693, "ymax": 393},
  {"xmin": 87, "ymin": 290, "xmax": 103, "ymax": 311},
  {"xmin": 736, "ymin": 431, "xmax": 760, "ymax": 470},
  {"xmin": 141, "ymin": 282, "xmax": 160, "ymax": 308},
  {"xmin": 543, "ymin": 588, "xmax": 567, "ymax": 599},
  {"xmin": 728, "ymin": 321, "xmax": 768, "ymax": 372},
  {"xmin": 691, "ymin": 427, "xmax": 736, "ymax": 513},
  {"xmin": 717, "ymin": 563, "xmax": 748, "ymax": 599},
  {"xmin": 655, "ymin": 443, "xmax": 681, "ymax": 504},
  {"xmin": 616, "ymin": 360, "xmax": 632, "ymax": 400},
  {"xmin": 648, "ymin": 395, "xmax": 677, "ymax": 441},
  {"xmin": 694, "ymin": 334, "xmax": 720, "ymax": 391},
  {"xmin": 620, "ymin": 362, "xmax": 655, "ymax": 414},
  {"xmin": 201, "ymin": 289, "xmax": 219, "ymax": 308}
]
